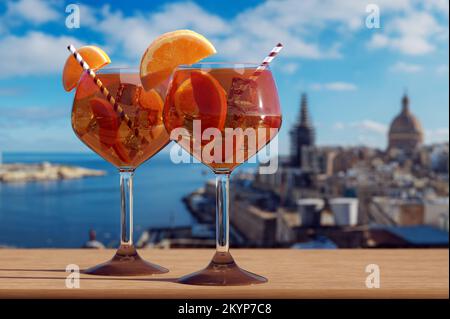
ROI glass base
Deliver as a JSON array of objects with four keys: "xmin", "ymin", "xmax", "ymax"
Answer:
[
  {"xmin": 83, "ymin": 244, "xmax": 169, "ymax": 276},
  {"xmin": 178, "ymin": 251, "xmax": 267, "ymax": 286}
]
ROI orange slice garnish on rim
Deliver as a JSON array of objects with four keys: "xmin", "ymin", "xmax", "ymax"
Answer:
[
  {"xmin": 139, "ymin": 30, "xmax": 216, "ymax": 90},
  {"xmin": 63, "ymin": 45, "xmax": 111, "ymax": 91}
]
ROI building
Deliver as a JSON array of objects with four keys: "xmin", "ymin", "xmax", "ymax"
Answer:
[
  {"xmin": 290, "ymin": 93, "xmax": 316, "ymax": 169},
  {"xmin": 388, "ymin": 93, "xmax": 424, "ymax": 154},
  {"xmin": 181, "ymin": 88, "xmax": 448, "ymax": 249},
  {"xmin": 430, "ymin": 143, "xmax": 449, "ymax": 174}
]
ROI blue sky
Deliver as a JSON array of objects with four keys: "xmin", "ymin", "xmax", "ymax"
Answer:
[{"xmin": 0, "ymin": 0, "xmax": 448, "ymax": 154}]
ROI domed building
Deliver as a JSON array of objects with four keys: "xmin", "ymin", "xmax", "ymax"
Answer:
[{"xmin": 387, "ymin": 93, "xmax": 424, "ymax": 154}]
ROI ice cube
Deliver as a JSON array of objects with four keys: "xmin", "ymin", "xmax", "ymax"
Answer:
[
  {"xmin": 117, "ymin": 118, "xmax": 140, "ymax": 151},
  {"xmin": 117, "ymin": 121, "xmax": 132, "ymax": 142},
  {"xmin": 136, "ymin": 109, "xmax": 150, "ymax": 129},
  {"xmin": 226, "ymin": 77, "xmax": 260, "ymax": 128},
  {"xmin": 227, "ymin": 78, "xmax": 258, "ymax": 113},
  {"xmin": 115, "ymin": 84, "xmax": 141, "ymax": 106},
  {"xmin": 123, "ymin": 132, "xmax": 140, "ymax": 152},
  {"xmin": 73, "ymin": 106, "xmax": 94, "ymax": 136}
]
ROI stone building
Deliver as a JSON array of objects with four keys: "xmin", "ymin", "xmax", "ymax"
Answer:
[
  {"xmin": 388, "ymin": 93, "xmax": 424, "ymax": 154},
  {"xmin": 290, "ymin": 93, "xmax": 316, "ymax": 169}
]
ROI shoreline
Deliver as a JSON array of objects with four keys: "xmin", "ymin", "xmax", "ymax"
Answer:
[{"xmin": 0, "ymin": 162, "xmax": 106, "ymax": 183}]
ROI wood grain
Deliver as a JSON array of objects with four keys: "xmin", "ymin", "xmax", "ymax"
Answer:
[{"xmin": 0, "ymin": 249, "xmax": 448, "ymax": 299}]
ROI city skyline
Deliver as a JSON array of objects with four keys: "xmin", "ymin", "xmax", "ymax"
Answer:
[{"xmin": 0, "ymin": 0, "xmax": 448, "ymax": 154}]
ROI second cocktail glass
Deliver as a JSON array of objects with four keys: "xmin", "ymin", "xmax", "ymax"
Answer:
[
  {"xmin": 72, "ymin": 68, "xmax": 170, "ymax": 275},
  {"xmin": 164, "ymin": 63, "xmax": 282, "ymax": 285}
]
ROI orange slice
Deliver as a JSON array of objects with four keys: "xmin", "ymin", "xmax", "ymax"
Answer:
[
  {"xmin": 90, "ymin": 97, "xmax": 131, "ymax": 163},
  {"xmin": 174, "ymin": 78, "xmax": 198, "ymax": 117},
  {"xmin": 63, "ymin": 45, "xmax": 111, "ymax": 92},
  {"xmin": 190, "ymin": 71, "xmax": 227, "ymax": 132},
  {"xmin": 139, "ymin": 89, "xmax": 164, "ymax": 125},
  {"xmin": 139, "ymin": 89, "xmax": 163, "ymax": 110},
  {"xmin": 89, "ymin": 98, "xmax": 118, "ymax": 147},
  {"xmin": 140, "ymin": 30, "xmax": 216, "ymax": 90},
  {"xmin": 173, "ymin": 71, "xmax": 227, "ymax": 133}
]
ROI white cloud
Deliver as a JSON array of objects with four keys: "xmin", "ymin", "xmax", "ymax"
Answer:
[
  {"xmin": 327, "ymin": 119, "xmax": 388, "ymax": 147},
  {"xmin": 311, "ymin": 82, "xmax": 357, "ymax": 91},
  {"xmin": 0, "ymin": 32, "xmax": 83, "ymax": 77},
  {"xmin": 0, "ymin": 87, "xmax": 23, "ymax": 96},
  {"xmin": 0, "ymin": 1, "xmax": 336, "ymax": 77},
  {"xmin": 277, "ymin": 62, "xmax": 300, "ymax": 74},
  {"xmin": 436, "ymin": 64, "xmax": 449, "ymax": 75},
  {"xmin": 80, "ymin": 0, "xmax": 370, "ymax": 62},
  {"xmin": 424, "ymin": 0, "xmax": 450, "ymax": 17},
  {"xmin": 77, "ymin": 4, "xmax": 98, "ymax": 27},
  {"xmin": 350, "ymin": 120, "xmax": 388, "ymax": 135},
  {"xmin": 391, "ymin": 36, "xmax": 435, "ymax": 55},
  {"xmin": 0, "ymin": 105, "xmax": 66, "ymax": 128},
  {"xmin": 426, "ymin": 128, "xmax": 449, "ymax": 143},
  {"xmin": 0, "ymin": 0, "xmax": 448, "ymax": 78},
  {"xmin": 151, "ymin": 2, "xmax": 228, "ymax": 35},
  {"xmin": 5, "ymin": 0, "xmax": 60, "ymax": 24},
  {"xmin": 84, "ymin": 2, "xmax": 227, "ymax": 60},
  {"xmin": 223, "ymin": 0, "xmax": 347, "ymax": 60},
  {"xmin": 367, "ymin": 10, "xmax": 447, "ymax": 55},
  {"xmin": 390, "ymin": 61, "xmax": 423, "ymax": 73},
  {"xmin": 332, "ymin": 122, "xmax": 345, "ymax": 130},
  {"xmin": 367, "ymin": 34, "xmax": 390, "ymax": 49}
]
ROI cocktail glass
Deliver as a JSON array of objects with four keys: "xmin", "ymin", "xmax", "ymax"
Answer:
[
  {"xmin": 72, "ymin": 68, "xmax": 170, "ymax": 275},
  {"xmin": 163, "ymin": 63, "xmax": 282, "ymax": 285}
]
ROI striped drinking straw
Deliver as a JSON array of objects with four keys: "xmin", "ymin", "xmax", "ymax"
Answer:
[
  {"xmin": 67, "ymin": 44, "xmax": 148, "ymax": 145},
  {"xmin": 250, "ymin": 42, "xmax": 283, "ymax": 81}
]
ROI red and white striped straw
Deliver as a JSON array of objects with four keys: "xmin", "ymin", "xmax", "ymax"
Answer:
[
  {"xmin": 250, "ymin": 42, "xmax": 283, "ymax": 81},
  {"xmin": 67, "ymin": 44, "xmax": 147, "ymax": 144}
]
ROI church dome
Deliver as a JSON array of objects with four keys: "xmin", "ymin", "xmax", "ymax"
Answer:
[
  {"xmin": 389, "ymin": 95, "xmax": 422, "ymax": 135},
  {"xmin": 388, "ymin": 93, "xmax": 424, "ymax": 152}
]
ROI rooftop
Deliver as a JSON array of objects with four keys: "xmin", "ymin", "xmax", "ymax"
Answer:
[{"xmin": 382, "ymin": 225, "xmax": 449, "ymax": 246}]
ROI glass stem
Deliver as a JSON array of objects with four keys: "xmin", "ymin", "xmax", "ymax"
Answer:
[
  {"xmin": 120, "ymin": 169, "xmax": 134, "ymax": 247},
  {"xmin": 215, "ymin": 173, "xmax": 230, "ymax": 253}
]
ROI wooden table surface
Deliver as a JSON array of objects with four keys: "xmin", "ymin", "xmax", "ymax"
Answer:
[{"xmin": 0, "ymin": 249, "xmax": 448, "ymax": 299}]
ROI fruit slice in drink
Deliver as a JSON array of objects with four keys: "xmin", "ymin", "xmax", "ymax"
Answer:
[
  {"xmin": 89, "ymin": 98, "xmax": 119, "ymax": 147},
  {"xmin": 170, "ymin": 71, "xmax": 227, "ymax": 132},
  {"xmin": 139, "ymin": 88, "xmax": 164, "ymax": 126}
]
